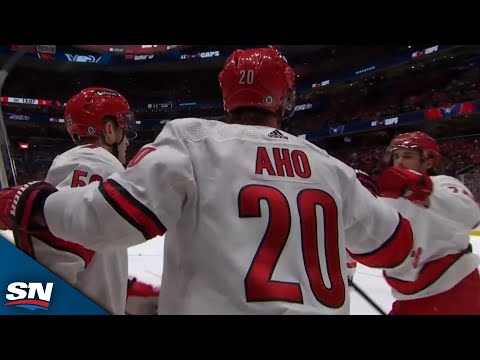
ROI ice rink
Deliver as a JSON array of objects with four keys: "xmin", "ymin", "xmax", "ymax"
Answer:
[
  {"xmin": 3, "ymin": 230, "xmax": 480, "ymax": 314},
  {"xmin": 126, "ymin": 233, "xmax": 480, "ymax": 315}
]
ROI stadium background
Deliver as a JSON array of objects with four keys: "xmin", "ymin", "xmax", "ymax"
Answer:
[
  {"xmin": 1, "ymin": 44, "xmax": 479, "ymax": 214},
  {"xmin": 2, "ymin": 44, "xmax": 480, "ymax": 314}
]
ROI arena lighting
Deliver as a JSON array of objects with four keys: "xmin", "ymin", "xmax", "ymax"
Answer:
[{"xmin": 75, "ymin": 45, "xmax": 192, "ymax": 55}]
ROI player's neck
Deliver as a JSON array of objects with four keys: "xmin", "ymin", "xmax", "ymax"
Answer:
[
  {"xmin": 263, "ymin": 117, "xmax": 281, "ymax": 129},
  {"xmin": 99, "ymin": 143, "xmax": 114, "ymax": 155},
  {"xmin": 229, "ymin": 110, "xmax": 281, "ymax": 129}
]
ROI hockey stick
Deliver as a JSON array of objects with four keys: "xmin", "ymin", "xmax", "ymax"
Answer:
[
  {"xmin": 351, "ymin": 280, "xmax": 386, "ymax": 315},
  {"xmin": 0, "ymin": 45, "xmax": 35, "ymax": 188},
  {"xmin": 0, "ymin": 45, "xmax": 35, "ymax": 252}
]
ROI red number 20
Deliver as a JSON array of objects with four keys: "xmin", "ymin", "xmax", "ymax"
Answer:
[{"xmin": 238, "ymin": 185, "xmax": 345, "ymax": 308}]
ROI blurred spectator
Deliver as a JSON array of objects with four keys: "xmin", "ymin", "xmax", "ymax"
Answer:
[{"xmin": 3, "ymin": 45, "xmax": 480, "ymax": 203}]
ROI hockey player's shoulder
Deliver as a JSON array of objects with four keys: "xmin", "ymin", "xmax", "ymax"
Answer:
[
  {"xmin": 73, "ymin": 144, "xmax": 123, "ymax": 169},
  {"xmin": 163, "ymin": 117, "xmax": 225, "ymax": 140},
  {"xmin": 75, "ymin": 144, "xmax": 112, "ymax": 158},
  {"xmin": 166, "ymin": 117, "xmax": 211, "ymax": 129},
  {"xmin": 432, "ymin": 174, "xmax": 464, "ymax": 187}
]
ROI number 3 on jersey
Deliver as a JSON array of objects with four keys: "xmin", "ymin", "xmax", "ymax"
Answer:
[{"xmin": 238, "ymin": 185, "xmax": 345, "ymax": 308}]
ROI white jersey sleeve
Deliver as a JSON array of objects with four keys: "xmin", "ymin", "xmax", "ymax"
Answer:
[
  {"xmin": 428, "ymin": 175, "xmax": 480, "ymax": 229},
  {"xmin": 31, "ymin": 240, "xmax": 94, "ymax": 285},
  {"xmin": 37, "ymin": 145, "xmax": 125, "ymax": 260},
  {"xmin": 381, "ymin": 174, "xmax": 480, "ymax": 300},
  {"xmin": 44, "ymin": 124, "xmax": 194, "ymax": 252},
  {"xmin": 42, "ymin": 118, "xmax": 414, "ymax": 314},
  {"xmin": 35, "ymin": 145, "xmax": 129, "ymax": 314},
  {"xmin": 339, "ymin": 163, "xmax": 414, "ymax": 269}
]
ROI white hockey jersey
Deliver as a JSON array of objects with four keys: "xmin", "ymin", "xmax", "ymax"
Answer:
[
  {"xmin": 382, "ymin": 175, "xmax": 480, "ymax": 300},
  {"xmin": 33, "ymin": 144, "xmax": 128, "ymax": 315},
  {"xmin": 43, "ymin": 118, "xmax": 415, "ymax": 315}
]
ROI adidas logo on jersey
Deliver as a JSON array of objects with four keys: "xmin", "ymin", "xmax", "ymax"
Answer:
[{"xmin": 268, "ymin": 130, "xmax": 288, "ymax": 140}]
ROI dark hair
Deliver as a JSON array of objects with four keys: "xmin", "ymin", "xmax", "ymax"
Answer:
[
  {"xmin": 427, "ymin": 163, "xmax": 442, "ymax": 176},
  {"xmin": 227, "ymin": 107, "xmax": 280, "ymax": 127},
  {"xmin": 72, "ymin": 116, "xmax": 119, "ymax": 145},
  {"xmin": 419, "ymin": 150, "xmax": 442, "ymax": 176},
  {"xmin": 74, "ymin": 136, "xmax": 97, "ymax": 145}
]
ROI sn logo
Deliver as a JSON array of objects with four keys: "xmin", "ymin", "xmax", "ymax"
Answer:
[{"xmin": 4, "ymin": 282, "xmax": 54, "ymax": 311}]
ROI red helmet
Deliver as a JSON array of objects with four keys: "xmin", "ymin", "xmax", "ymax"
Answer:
[
  {"xmin": 64, "ymin": 87, "xmax": 137, "ymax": 141},
  {"xmin": 384, "ymin": 131, "xmax": 441, "ymax": 165},
  {"xmin": 218, "ymin": 47, "xmax": 296, "ymax": 119}
]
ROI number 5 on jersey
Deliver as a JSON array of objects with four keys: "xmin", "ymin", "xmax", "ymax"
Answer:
[
  {"xmin": 71, "ymin": 170, "xmax": 104, "ymax": 187},
  {"xmin": 238, "ymin": 185, "xmax": 345, "ymax": 308}
]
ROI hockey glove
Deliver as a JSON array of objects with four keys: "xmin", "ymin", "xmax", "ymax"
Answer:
[
  {"xmin": 0, "ymin": 181, "xmax": 57, "ymax": 232},
  {"xmin": 376, "ymin": 167, "xmax": 433, "ymax": 202}
]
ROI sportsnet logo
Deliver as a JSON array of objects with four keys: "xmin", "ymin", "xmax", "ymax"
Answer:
[
  {"xmin": 268, "ymin": 130, "xmax": 288, "ymax": 140},
  {"xmin": 4, "ymin": 282, "xmax": 54, "ymax": 311}
]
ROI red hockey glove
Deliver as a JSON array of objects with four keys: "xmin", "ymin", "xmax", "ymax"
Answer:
[
  {"xmin": 354, "ymin": 169, "xmax": 379, "ymax": 196},
  {"xmin": 0, "ymin": 181, "xmax": 57, "ymax": 232},
  {"xmin": 376, "ymin": 167, "xmax": 433, "ymax": 202}
]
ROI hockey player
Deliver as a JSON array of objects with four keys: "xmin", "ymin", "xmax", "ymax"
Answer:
[
  {"xmin": 14, "ymin": 87, "xmax": 137, "ymax": 315},
  {"xmin": 375, "ymin": 131, "xmax": 480, "ymax": 315},
  {"xmin": 0, "ymin": 47, "xmax": 415, "ymax": 315},
  {"xmin": 347, "ymin": 169, "xmax": 380, "ymax": 286}
]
